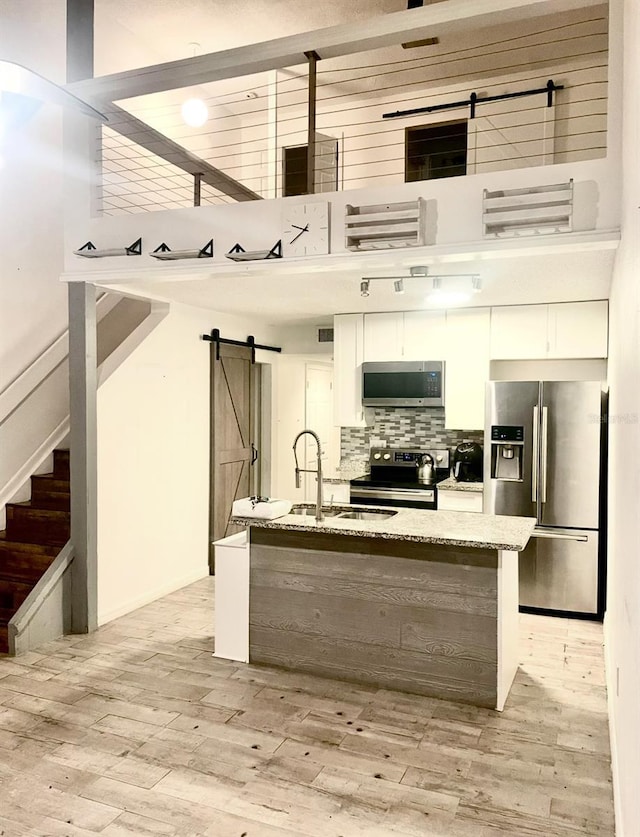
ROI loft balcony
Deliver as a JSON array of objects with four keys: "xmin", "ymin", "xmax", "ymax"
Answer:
[
  {"xmin": 73, "ymin": 2, "xmax": 610, "ymax": 216},
  {"xmin": 63, "ymin": 0, "xmax": 618, "ymax": 303}
]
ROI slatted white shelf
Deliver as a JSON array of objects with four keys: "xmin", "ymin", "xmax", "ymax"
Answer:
[
  {"xmin": 345, "ymin": 198, "xmax": 427, "ymax": 250},
  {"xmin": 482, "ymin": 180, "xmax": 573, "ymax": 237}
]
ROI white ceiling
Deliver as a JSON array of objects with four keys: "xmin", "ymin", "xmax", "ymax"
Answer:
[
  {"xmin": 101, "ymin": 246, "xmax": 615, "ymax": 328},
  {"xmin": 94, "ymin": 0, "xmax": 401, "ymax": 76}
]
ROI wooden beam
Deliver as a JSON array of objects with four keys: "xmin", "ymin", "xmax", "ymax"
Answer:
[
  {"xmin": 306, "ymin": 51, "xmax": 319, "ymax": 196},
  {"xmin": 104, "ymin": 103, "xmax": 262, "ymax": 202},
  {"xmin": 66, "ymin": 0, "xmax": 94, "ymax": 83},
  {"xmin": 67, "ymin": 0, "xmax": 604, "ymax": 103}
]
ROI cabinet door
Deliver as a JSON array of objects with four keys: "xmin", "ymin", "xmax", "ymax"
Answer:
[
  {"xmin": 490, "ymin": 305, "xmax": 549, "ymax": 359},
  {"xmin": 402, "ymin": 310, "xmax": 447, "ymax": 360},
  {"xmin": 548, "ymin": 301, "xmax": 608, "ymax": 359},
  {"xmin": 333, "ymin": 314, "xmax": 369, "ymax": 427},
  {"xmin": 445, "ymin": 308, "xmax": 490, "ymax": 430},
  {"xmin": 363, "ymin": 313, "xmax": 403, "ymax": 361},
  {"xmin": 438, "ymin": 490, "xmax": 483, "ymax": 513}
]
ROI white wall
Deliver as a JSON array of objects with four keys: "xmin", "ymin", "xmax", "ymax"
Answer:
[
  {"xmin": 96, "ymin": 301, "xmax": 278, "ymax": 624},
  {"xmin": 0, "ymin": 1, "xmax": 67, "ymax": 390},
  {"xmin": 605, "ymin": 0, "xmax": 640, "ymax": 832}
]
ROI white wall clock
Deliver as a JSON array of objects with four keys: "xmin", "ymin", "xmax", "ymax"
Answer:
[{"xmin": 282, "ymin": 202, "xmax": 330, "ymax": 257}]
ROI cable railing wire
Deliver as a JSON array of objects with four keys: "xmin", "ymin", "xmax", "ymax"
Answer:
[{"xmin": 117, "ymin": 15, "xmax": 606, "ymax": 115}]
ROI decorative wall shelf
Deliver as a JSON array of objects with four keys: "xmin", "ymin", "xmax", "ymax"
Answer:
[
  {"xmin": 150, "ymin": 240, "xmax": 213, "ymax": 260},
  {"xmin": 345, "ymin": 199, "xmax": 427, "ymax": 250},
  {"xmin": 74, "ymin": 238, "xmax": 142, "ymax": 258},
  {"xmin": 225, "ymin": 240, "xmax": 283, "ymax": 261},
  {"xmin": 482, "ymin": 180, "xmax": 574, "ymax": 237}
]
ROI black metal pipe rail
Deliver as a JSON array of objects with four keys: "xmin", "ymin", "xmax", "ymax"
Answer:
[
  {"xmin": 202, "ymin": 328, "xmax": 282, "ymax": 363},
  {"xmin": 383, "ymin": 79, "xmax": 564, "ymax": 120}
]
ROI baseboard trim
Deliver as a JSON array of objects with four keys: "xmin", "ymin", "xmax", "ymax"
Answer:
[
  {"xmin": 97, "ymin": 567, "xmax": 209, "ymax": 626},
  {"xmin": 604, "ymin": 614, "xmax": 623, "ymax": 837}
]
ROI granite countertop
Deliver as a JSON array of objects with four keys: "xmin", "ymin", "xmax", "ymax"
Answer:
[
  {"xmin": 437, "ymin": 477, "xmax": 484, "ymax": 493},
  {"xmin": 322, "ymin": 470, "xmax": 484, "ymax": 493},
  {"xmin": 232, "ymin": 505, "xmax": 535, "ymax": 552}
]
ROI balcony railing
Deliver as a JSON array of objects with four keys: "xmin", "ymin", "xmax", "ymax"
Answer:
[{"xmin": 96, "ymin": 7, "xmax": 608, "ymax": 216}]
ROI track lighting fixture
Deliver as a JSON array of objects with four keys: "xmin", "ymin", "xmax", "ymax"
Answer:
[{"xmin": 358, "ymin": 266, "xmax": 481, "ymax": 304}]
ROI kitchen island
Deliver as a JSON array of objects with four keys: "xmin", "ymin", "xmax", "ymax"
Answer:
[{"xmin": 230, "ymin": 506, "xmax": 535, "ymax": 710}]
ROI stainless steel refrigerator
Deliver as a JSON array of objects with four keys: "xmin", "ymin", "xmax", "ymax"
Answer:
[{"xmin": 484, "ymin": 381, "xmax": 607, "ymax": 618}]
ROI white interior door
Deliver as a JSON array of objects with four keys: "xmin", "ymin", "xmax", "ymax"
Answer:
[
  {"xmin": 314, "ymin": 133, "xmax": 339, "ymax": 193},
  {"xmin": 304, "ymin": 363, "xmax": 339, "ymax": 501}
]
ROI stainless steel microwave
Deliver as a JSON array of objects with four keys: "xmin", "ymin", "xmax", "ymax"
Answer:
[{"xmin": 362, "ymin": 361, "xmax": 445, "ymax": 407}]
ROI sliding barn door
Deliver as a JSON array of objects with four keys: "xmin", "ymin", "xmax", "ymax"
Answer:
[{"xmin": 210, "ymin": 343, "xmax": 253, "ymax": 569}]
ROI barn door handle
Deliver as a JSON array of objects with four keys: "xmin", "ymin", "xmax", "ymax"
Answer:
[{"xmin": 251, "ymin": 442, "xmax": 258, "ymax": 465}]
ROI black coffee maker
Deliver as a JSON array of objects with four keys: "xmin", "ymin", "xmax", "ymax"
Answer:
[{"xmin": 452, "ymin": 442, "xmax": 483, "ymax": 482}]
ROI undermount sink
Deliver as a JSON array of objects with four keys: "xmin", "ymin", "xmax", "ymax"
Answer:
[
  {"xmin": 336, "ymin": 510, "xmax": 398, "ymax": 521},
  {"xmin": 290, "ymin": 507, "xmax": 343, "ymax": 517}
]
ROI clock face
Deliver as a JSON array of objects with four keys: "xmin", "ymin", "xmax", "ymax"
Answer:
[{"xmin": 282, "ymin": 202, "xmax": 330, "ymax": 257}]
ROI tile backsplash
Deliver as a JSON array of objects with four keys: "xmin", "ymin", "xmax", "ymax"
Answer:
[{"xmin": 341, "ymin": 408, "xmax": 483, "ymax": 463}]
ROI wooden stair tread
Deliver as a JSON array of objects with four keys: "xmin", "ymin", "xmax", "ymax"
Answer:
[
  {"xmin": 0, "ymin": 533, "xmax": 60, "ymax": 555},
  {"xmin": 6, "ymin": 501, "xmax": 69, "ymax": 514}
]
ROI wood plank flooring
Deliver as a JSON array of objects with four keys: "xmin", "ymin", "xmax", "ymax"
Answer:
[{"xmin": 0, "ymin": 577, "xmax": 614, "ymax": 836}]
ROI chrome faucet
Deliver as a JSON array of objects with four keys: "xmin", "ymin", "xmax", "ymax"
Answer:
[{"xmin": 293, "ymin": 429, "xmax": 324, "ymax": 522}]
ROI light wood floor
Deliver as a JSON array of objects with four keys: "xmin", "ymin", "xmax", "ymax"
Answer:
[{"xmin": 0, "ymin": 577, "xmax": 614, "ymax": 836}]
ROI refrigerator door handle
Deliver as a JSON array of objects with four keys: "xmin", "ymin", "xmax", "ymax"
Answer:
[
  {"xmin": 531, "ymin": 406, "xmax": 539, "ymax": 502},
  {"xmin": 531, "ymin": 530, "xmax": 589, "ymax": 542},
  {"xmin": 541, "ymin": 406, "xmax": 549, "ymax": 503}
]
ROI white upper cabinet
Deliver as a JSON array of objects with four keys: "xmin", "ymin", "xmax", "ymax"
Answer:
[
  {"xmin": 363, "ymin": 313, "xmax": 403, "ymax": 361},
  {"xmin": 548, "ymin": 301, "xmax": 608, "ymax": 359},
  {"xmin": 333, "ymin": 314, "xmax": 370, "ymax": 427},
  {"xmin": 402, "ymin": 310, "xmax": 447, "ymax": 360},
  {"xmin": 444, "ymin": 308, "xmax": 491, "ymax": 431},
  {"xmin": 490, "ymin": 305, "xmax": 549, "ymax": 359},
  {"xmin": 490, "ymin": 301, "xmax": 608, "ymax": 360}
]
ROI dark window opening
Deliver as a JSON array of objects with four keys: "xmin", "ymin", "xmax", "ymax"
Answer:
[
  {"xmin": 283, "ymin": 145, "xmax": 308, "ymax": 197},
  {"xmin": 405, "ymin": 121, "xmax": 468, "ymax": 182}
]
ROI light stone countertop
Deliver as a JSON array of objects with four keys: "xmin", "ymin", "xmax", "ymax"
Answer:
[
  {"xmin": 437, "ymin": 477, "xmax": 484, "ymax": 493},
  {"xmin": 232, "ymin": 505, "xmax": 535, "ymax": 552},
  {"xmin": 323, "ymin": 472, "xmax": 484, "ymax": 492}
]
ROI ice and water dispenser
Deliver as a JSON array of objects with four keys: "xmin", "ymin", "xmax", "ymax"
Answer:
[{"xmin": 490, "ymin": 425, "xmax": 524, "ymax": 481}]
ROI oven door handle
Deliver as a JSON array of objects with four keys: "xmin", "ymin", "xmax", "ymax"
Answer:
[{"xmin": 350, "ymin": 487, "xmax": 435, "ymax": 501}]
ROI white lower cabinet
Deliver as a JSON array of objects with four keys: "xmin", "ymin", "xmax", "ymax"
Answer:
[
  {"xmin": 438, "ymin": 490, "xmax": 483, "ymax": 513},
  {"xmin": 213, "ymin": 531, "xmax": 249, "ymax": 662}
]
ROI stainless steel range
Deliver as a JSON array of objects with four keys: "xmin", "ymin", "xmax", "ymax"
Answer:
[{"xmin": 350, "ymin": 448, "xmax": 450, "ymax": 510}]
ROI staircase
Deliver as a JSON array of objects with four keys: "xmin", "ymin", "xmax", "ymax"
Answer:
[{"xmin": 0, "ymin": 449, "xmax": 70, "ymax": 653}]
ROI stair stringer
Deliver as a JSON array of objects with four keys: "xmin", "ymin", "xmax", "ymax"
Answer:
[{"xmin": 8, "ymin": 541, "xmax": 74, "ymax": 656}]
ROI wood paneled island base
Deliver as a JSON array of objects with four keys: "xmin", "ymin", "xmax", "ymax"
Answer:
[{"xmin": 248, "ymin": 527, "xmax": 520, "ymax": 710}]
